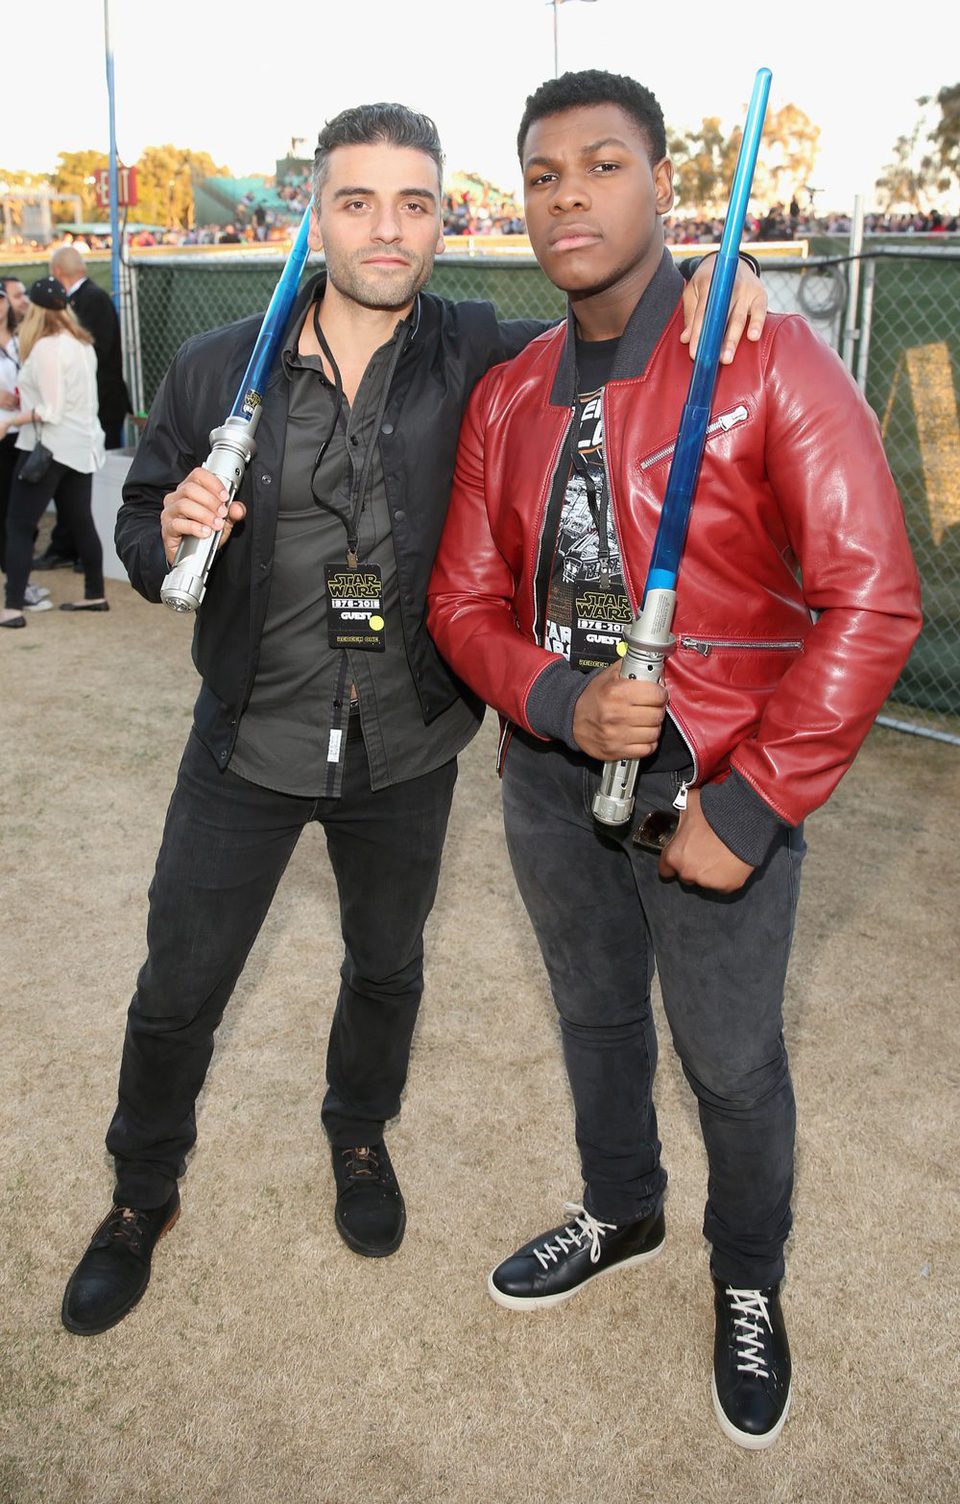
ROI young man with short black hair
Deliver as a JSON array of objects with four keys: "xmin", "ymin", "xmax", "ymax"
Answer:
[{"xmin": 428, "ymin": 70, "xmax": 921, "ymax": 1448}]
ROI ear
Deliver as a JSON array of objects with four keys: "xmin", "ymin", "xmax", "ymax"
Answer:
[
  {"xmin": 308, "ymin": 207, "xmax": 323, "ymax": 252},
  {"xmin": 435, "ymin": 229, "xmax": 446, "ymax": 255},
  {"xmin": 653, "ymin": 157, "xmax": 674, "ymax": 217}
]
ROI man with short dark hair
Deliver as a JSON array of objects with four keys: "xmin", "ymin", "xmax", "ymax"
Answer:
[
  {"xmin": 428, "ymin": 69, "xmax": 921, "ymax": 1449},
  {"xmin": 60, "ymin": 99, "xmax": 766, "ymax": 1338}
]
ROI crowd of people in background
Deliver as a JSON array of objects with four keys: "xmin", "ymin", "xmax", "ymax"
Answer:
[{"xmin": 17, "ymin": 199, "xmax": 956, "ymax": 257}]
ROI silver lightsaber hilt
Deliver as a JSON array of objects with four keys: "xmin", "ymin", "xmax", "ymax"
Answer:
[
  {"xmin": 592, "ymin": 587, "xmax": 677, "ymax": 826},
  {"xmin": 160, "ymin": 415, "xmax": 259, "ymax": 613}
]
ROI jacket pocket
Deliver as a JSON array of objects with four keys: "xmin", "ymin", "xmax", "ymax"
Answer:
[
  {"xmin": 638, "ymin": 403, "xmax": 750, "ymax": 472},
  {"xmin": 678, "ymin": 635, "xmax": 804, "ymax": 657},
  {"xmin": 677, "ymin": 635, "xmax": 804, "ymax": 692}
]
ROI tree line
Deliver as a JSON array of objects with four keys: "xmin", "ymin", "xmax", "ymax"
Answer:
[{"xmin": 2, "ymin": 85, "xmax": 957, "ymax": 230}]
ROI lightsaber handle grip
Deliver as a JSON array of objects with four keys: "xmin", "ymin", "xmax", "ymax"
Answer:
[
  {"xmin": 159, "ymin": 416, "xmax": 258, "ymax": 613},
  {"xmin": 593, "ymin": 588, "xmax": 676, "ymax": 825}
]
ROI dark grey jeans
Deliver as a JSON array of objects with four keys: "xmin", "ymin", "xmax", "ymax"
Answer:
[
  {"xmin": 106, "ymin": 727, "xmax": 457, "ymax": 1208},
  {"xmin": 501, "ymin": 731, "xmax": 804, "ymax": 1288}
]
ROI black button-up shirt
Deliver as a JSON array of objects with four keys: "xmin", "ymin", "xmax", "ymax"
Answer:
[{"xmin": 230, "ymin": 302, "xmax": 480, "ymax": 797}]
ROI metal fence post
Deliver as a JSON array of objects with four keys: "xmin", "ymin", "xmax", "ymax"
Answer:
[
  {"xmin": 841, "ymin": 194, "xmax": 864, "ymax": 372},
  {"xmin": 856, "ymin": 256, "xmax": 876, "ymax": 394}
]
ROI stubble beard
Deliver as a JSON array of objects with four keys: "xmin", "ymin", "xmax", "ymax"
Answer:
[{"xmin": 326, "ymin": 248, "xmax": 431, "ymax": 312}]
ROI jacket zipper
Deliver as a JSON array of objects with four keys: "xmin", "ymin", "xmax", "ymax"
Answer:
[
  {"xmin": 679, "ymin": 635, "xmax": 804, "ymax": 656},
  {"xmin": 639, "ymin": 403, "xmax": 749, "ymax": 471}
]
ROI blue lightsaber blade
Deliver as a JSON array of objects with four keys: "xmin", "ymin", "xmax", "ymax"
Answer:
[
  {"xmin": 593, "ymin": 66, "xmax": 772, "ymax": 826},
  {"xmin": 161, "ymin": 207, "xmax": 313, "ymax": 612}
]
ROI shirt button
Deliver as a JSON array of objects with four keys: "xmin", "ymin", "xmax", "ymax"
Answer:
[
  {"xmin": 260, "ymin": 473, "xmax": 272, "ymax": 485},
  {"xmin": 381, "ymin": 422, "xmax": 394, "ymax": 435},
  {"xmin": 350, "ymin": 436, "xmax": 359, "ymax": 446},
  {"xmin": 394, "ymin": 509, "xmax": 406, "ymax": 522}
]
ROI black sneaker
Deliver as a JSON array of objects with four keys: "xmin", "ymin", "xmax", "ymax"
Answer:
[
  {"xmin": 488, "ymin": 1202, "xmax": 665, "ymax": 1310},
  {"xmin": 31, "ymin": 552, "xmax": 79, "ymax": 571},
  {"xmin": 61, "ymin": 1191, "xmax": 181, "ymax": 1336},
  {"xmin": 332, "ymin": 1142, "xmax": 406, "ymax": 1257},
  {"xmin": 712, "ymin": 1278, "xmax": 792, "ymax": 1449}
]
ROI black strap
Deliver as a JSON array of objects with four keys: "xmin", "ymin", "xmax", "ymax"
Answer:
[{"xmin": 311, "ymin": 307, "xmax": 406, "ymax": 565}]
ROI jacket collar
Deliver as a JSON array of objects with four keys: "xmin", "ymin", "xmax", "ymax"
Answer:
[{"xmin": 549, "ymin": 247, "xmax": 684, "ymax": 405}]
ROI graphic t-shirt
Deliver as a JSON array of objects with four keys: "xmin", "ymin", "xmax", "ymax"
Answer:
[
  {"xmin": 543, "ymin": 337, "xmax": 630, "ymax": 672},
  {"xmin": 539, "ymin": 332, "xmax": 691, "ymax": 774}
]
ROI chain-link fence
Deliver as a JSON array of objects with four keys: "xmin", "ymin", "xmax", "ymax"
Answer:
[{"xmin": 100, "ymin": 247, "xmax": 960, "ymax": 741}]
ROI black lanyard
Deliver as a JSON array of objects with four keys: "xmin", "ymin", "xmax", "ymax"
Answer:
[
  {"xmin": 570, "ymin": 412, "xmax": 612, "ymax": 589},
  {"xmin": 309, "ymin": 305, "xmax": 406, "ymax": 567}
]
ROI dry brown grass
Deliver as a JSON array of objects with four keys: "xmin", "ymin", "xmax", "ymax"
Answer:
[{"xmin": 1, "ymin": 570, "xmax": 958, "ymax": 1504}]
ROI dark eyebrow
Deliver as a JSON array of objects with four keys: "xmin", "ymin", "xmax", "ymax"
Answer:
[
  {"xmin": 524, "ymin": 136, "xmax": 633, "ymax": 171},
  {"xmin": 332, "ymin": 185, "xmax": 437, "ymax": 206}
]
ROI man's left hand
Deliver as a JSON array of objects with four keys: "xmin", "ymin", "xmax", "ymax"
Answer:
[
  {"xmin": 658, "ymin": 788, "xmax": 754, "ymax": 892},
  {"xmin": 681, "ymin": 253, "xmax": 767, "ymax": 363}
]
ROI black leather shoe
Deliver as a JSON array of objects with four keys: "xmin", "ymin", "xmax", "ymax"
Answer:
[
  {"xmin": 488, "ymin": 1202, "xmax": 665, "ymax": 1310},
  {"xmin": 32, "ymin": 552, "xmax": 78, "ymax": 571},
  {"xmin": 61, "ymin": 1191, "xmax": 181, "ymax": 1336},
  {"xmin": 712, "ymin": 1278, "xmax": 792, "ymax": 1449},
  {"xmin": 332, "ymin": 1142, "xmax": 406, "ymax": 1257},
  {"xmin": 59, "ymin": 600, "xmax": 110, "ymax": 612}
]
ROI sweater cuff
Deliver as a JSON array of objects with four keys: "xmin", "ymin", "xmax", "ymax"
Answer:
[
  {"xmin": 699, "ymin": 768, "xmax": 789, "ymax": 868},
  {"xmin": 525, "ymin": 659, "xmax": 598, "ymax": 749},
  {"xmin": 683, "ymin": 251, "xmax": 762, "ymax": 280}
]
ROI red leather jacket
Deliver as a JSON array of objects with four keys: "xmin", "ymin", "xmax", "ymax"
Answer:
[{"xmin": 428, "ymin": 291, "xmax": 922, "ymax": 829}]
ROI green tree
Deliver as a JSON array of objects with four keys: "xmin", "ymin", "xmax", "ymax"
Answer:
[
  {"xmin": 753, "ymin": 104, "xmax": 821, "ymax": 210},
  {"xmin": 876, "ymin": 86, "xmax": 959, "ymax": 209},
  {"xmin": 927, "ymin": 83, "xmax": 960, "ymax": 191},
  {"xmin": 134, "ymin": 146, "xmax": 231, "ymax": 229},
  {"xmin": 875, "ymin": 117, "xmax": 936, "ymax": 210},
  {"xmin": 668, "ymin": 117, "xmax": 741, "ymax": 214},
  {"xmin": 50, "ymin": 149, "xmax": 110, "ymax": 223},
  {"xmin": 668, "ymin": 103, "xmax": 820, "ymax": 216}
]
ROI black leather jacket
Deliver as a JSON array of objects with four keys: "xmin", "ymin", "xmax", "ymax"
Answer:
[{"xmin": 116, "ymin": 272, "xmax": 544, "ymax": 770}]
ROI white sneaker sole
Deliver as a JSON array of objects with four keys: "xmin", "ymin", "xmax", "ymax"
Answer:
[
  {"xmin": 711, "ymin": 1372, "xmax": 792, "ymax": 1450},
  {"xmin": 487, "ymin": 1234, "xmax": 665, "ymax": 1311}
]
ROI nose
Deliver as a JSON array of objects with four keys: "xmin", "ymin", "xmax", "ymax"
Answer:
[
  {"xmin": 550, "ymin": 174, "xmax": 591, "ymax": 214},
  {"xmin": 372, "ymin": 206, "xmax": 403, "ymax": 243}
]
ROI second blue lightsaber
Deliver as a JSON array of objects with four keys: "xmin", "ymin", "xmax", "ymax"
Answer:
[
  {"xmin": 161, "ymin": 207, "xmax": 313, "ymax": 613},
  {"xmin": 593, "ymin": 66, "xmax": 773, "ymax": 826}
]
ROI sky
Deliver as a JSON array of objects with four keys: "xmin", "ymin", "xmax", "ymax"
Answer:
[{"xmin": 4, "ymin": 0, "xmax": 951, "ymax": 212}]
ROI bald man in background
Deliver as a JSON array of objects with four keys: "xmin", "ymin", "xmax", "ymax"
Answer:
[
  {"xmin": 50, "ymin": 246, "xmax": 131, "ymax": 448},
  {"xmin": 33, "ymin": 247, "xmax": 133, "ymax": 571}
]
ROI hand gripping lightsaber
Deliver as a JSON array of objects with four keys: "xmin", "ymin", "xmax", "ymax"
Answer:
[
  {"xmin": 592, "ymin": 66, "xmax": 772, "ymax": 826},
  {"xmin": 160, "ymin": 208, "xmax": 313, "ymax": 613}
]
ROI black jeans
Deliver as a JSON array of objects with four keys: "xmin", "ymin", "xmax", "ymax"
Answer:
[
  {"xmin": 5, "ymin": 458, "xmax": 104, "ymax": 608},
  {"xmin": 106, "ymin": 726, "xmax": 458, "ymax": 1208},
  {"xmin": 501, "ymin": 731, "xmax": 804, "ymax": 1289}
]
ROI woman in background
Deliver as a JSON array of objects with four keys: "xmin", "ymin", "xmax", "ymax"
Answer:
[
  {"xmin": 0, "ymin": 278, "xmax": 27, "ymax": 578},
  {"xmin": 0, "ymin": 277, "xmax": 106, "ymax": 628}
]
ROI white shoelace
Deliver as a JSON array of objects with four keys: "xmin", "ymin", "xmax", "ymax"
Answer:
[
  {"xmin": 532, "ymin": 1203, "xmax": 617, "ymax": 1271},
  {"xmin": 724, "ymin": 1287, "xmax": 774, "ymax": 1377}
]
